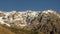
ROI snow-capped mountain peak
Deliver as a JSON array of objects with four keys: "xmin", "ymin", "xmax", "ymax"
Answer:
[{"xmin": 0, "ymin": 10, "xmax": 59, "ymax": 28}]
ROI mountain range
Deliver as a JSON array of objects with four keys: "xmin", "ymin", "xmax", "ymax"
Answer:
[{"xmin": 0, "ymin": 10, "xmax": 60, "ymax": 34}]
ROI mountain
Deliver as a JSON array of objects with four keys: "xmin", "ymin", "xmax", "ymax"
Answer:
[{"xmin": 0, "ymin": 10, "xmax": 60, "ymax": 34}]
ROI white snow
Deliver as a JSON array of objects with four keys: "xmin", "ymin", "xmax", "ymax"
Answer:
[
  {"xmin": 0, "ymin": 17, "xmax": 5, "ymax": 24},
  {"xmin": 0, "ymin": 10, "xmax": 59, "ymax": 28},
  {"xmin": 4, "ymin": 23, "xmax": 11, "ymax": 27}
]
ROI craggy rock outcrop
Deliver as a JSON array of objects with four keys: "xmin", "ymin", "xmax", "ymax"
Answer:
[
  {"xmin": 26, "ymin": 10, "xmax": 60, "ymax": 34},
  {"xmin": 0, "ymin": 10, "xmax": 60, "ymax": 34}
]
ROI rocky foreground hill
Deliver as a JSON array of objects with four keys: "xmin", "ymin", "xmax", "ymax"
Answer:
[{"xmin": 0, "ymin": 10, "xmax": 60, "ymax": 34}]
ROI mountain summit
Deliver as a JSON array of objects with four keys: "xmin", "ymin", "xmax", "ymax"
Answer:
[{"xmin": 0, "ymin": 10, "xmax": 60, "ymax": 34}]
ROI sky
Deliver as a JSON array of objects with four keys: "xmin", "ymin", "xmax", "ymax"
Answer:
[{"xmin": 0, "ymin": 0, "xmax": 60, "ymax": 12}]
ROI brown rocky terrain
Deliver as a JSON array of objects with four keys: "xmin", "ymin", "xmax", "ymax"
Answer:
[{"xmin": 0, "ymin": 10, "xmax": 60, "ymax": 34}]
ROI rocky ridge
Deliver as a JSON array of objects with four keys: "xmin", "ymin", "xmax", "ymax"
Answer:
[
  {"xmin": 0, "ymin": 10, "xmax": 60, "ymax": 34},
  {"xmin": 0, "ymin": 10, "xmax": 60, "ymax": 27}
]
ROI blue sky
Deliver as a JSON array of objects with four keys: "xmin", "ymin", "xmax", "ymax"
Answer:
[{"xmin": 0, "ymin": 0, "xmax": 60, "ymax": 12}]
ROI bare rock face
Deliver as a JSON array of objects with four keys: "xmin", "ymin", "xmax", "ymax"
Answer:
[
  {"xmin": 0, "ymin": 10, "xmax": 60, "ymax": 34},
  {"xmin": 27, "ymin": 10, "xmax": 60, "ymax": 34}
]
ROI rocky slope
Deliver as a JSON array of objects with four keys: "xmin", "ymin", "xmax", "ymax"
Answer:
[
  {"xmin": 0, "ymin": 10, "xmax": 60, "ymax": 34},
  {"xmin": 0, "ymin": 25, "xmax": 15, "ymax": 34}
]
